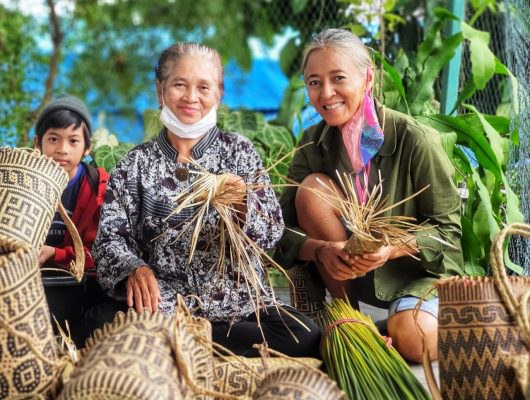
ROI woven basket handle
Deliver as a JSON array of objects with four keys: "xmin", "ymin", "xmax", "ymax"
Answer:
[
  {"xmin": 490, "ymin": 223, "xmax": 530, "ymax": 396},
  {"xmin": 490, "ymin": 223, "xmax": 530, "ymax": 342},
  {"xmin": 57, "ymin": 201, "xmax": 85, "ymax": 282}
]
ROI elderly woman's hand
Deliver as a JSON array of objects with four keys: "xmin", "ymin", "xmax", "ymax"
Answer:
[
  {"xmin": 127, "ymin": 266, "xmax": 161, "ymax": 313},
  {"xmin": 224, "ymin": 173, "xmax": 248, "ymax": 219},
  {"xmin": 315, "ymin": 241, "xmax": 356, "ymax": 281}
]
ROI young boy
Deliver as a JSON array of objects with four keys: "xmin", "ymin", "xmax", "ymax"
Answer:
[
  {"xmin": 34, "ymin": 95, "xmax": 108, "ymax": 270},
  {"xmin": 34, "ymin": 95, "xmax": 108, "ymax": 346}
]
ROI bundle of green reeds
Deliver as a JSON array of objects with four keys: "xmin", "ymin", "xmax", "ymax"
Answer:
[{"xmin": 317, "ymin": 299, "xmax": 431, "ymax": 400}]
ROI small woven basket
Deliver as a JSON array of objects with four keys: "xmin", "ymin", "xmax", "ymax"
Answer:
[
  {"xmin": 0, "ymin": 147, "xmax": 85, "ymax": 280},
  {"xmin": 0, "ymin": 147, "xmax": 68, "ymax": 250},
  {"xmin": 0, "ymin": 237, "xmax": 58, "ymax": 398},
  {"xmin": 252, "ymin": 366, "xmax": 345, "ymax": 400}
]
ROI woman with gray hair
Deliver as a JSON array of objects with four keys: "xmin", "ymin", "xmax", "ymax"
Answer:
[
  {"xmin": 275, "ymin": 29, "xmax": 464, "ymax": 363},
  {"xmin": 91, "ymin": 42, "xmax": 320, "ymax": 357}
]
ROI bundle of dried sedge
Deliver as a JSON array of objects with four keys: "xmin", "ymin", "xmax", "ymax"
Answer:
[
  {"xmin": 308, "ymin": 171, "xmax": 433, "ymax": 277},
  {"xmin": 163, "ymin": 161, "xmax": 306, "ymax": 341}
]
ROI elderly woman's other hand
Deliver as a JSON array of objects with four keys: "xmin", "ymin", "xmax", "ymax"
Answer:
[
  {"xmin": 315, "ymin": 241, "xmax": 356, "ymax": 281},
  {"xmin": 127, "ymin": 266, "xmax": 161, "ymax": 313}
]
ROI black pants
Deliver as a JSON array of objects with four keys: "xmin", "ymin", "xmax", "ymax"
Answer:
[
  {"xmin": 83, "ymin": 299, "xmax": 321, "ymax": 358},
  {"xmin": 211, "ymin": 306, "xmax": 321, "ymax": 358}
]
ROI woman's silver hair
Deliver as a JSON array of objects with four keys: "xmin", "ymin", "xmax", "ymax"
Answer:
[
  {"xmin": 302, "ymin": 29, "xmax": 373, "ymax": 75},
  {"xmin": 155, "ymin": 42, "xmax": 224, "ymax": 95}
]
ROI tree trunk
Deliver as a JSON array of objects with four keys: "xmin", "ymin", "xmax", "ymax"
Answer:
[{"xmin": 21, "ymin": 0, "xmax": 62, "ymax": 146}]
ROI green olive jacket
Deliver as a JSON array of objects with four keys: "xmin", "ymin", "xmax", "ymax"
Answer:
[{"xmin": 273, "ymin": 105, "xmax": 465, "ymax": 301}]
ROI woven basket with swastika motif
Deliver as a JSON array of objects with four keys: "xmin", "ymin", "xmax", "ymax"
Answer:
[
  {"xmin": 252, "ymin": 366, "xmax": 344, "ymax": 400},
  {"xmin": 0, "ymin": 237, "xmax": 58, "ymax": 399},
  {"xmin": 214, "ymin": 357, "xmax": 322, "ymax": 398},
  {"xmin": 0, "ymin": 147, "xmax": 68, "ymax": 251}
]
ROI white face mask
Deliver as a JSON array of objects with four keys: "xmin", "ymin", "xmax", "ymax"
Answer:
[{"xmin": 159, "ymin": 101, "xmax": 218, "ymax": 139}]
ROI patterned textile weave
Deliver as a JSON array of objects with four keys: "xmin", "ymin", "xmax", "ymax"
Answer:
[
  {"xmin": 59, "ymin": 310, "xmax": 188, "ymax": 400},
  {"xmin": 252, "ymin": 367, "xmax": 344, "ymax": 400},
  {"xmin": 0, "ymin": 147, "xmax": 68, "ymax": 250},
  {"xmin": 437, "ymin": 276, "xmax": 529, "ymax": 400},
  {"xmin": 0, "ymin": 237, "xmax": 57, "ymax": 399},
  {"xmin": 214, "ymin": 357, "xmax": 322, "ymax": 398},
  {"xmin": 93, "ymin": 128, "xmax": 284, "ymax": 321}
]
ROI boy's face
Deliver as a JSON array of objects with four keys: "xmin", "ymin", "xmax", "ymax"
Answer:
[{"xmin": 35, "ymin": 124, "xmax": 91, "ymax": 180}]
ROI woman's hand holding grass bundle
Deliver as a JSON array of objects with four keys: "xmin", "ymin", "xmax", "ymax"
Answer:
[
  {"xmin": 315, "ymin": 240, "xmax": 356, "ymax": 281},
  {"xmin": 350, "ymin": 240, "xmax": 419, "ymax": 276},
  {"xmin": 127, "ymin": 265, "xmax": 162, "ymax": 313}
]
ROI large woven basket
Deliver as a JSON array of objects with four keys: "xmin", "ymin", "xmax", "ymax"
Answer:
[
  {"xmin": 0, "ymin": 147, "xmax": 68, "ymax": 250},
  {"xmin": 214, "ymin": 356, "xmax": 322, "ymax": 398},
  {"xmin": 0, "ymin": 237, "xmax": 58, "ymax": 399},
  {"xmin": 58, "ymin": 309, "xmax": 185, "ymax": 400},
  {"xmin": 424, "ymin": 223, "xmax": 530, "ymax": 400},
  {"xmin": 252, "ymin": 366, "xmax": 345, "ymax": 400}
]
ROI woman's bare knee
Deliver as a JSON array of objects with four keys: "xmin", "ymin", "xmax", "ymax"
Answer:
[
  {"xmin": 295, "ymin": 173, "xmax": 346, "ymax": 241},
  {"xmin": 388, "ymin": 310, "xmax": 438, "ymax": 363}
]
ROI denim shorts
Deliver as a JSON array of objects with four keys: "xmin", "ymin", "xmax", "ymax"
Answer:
[{"xmin": 388, "ymin": 296, "xmax": 439, "ymax": 319}]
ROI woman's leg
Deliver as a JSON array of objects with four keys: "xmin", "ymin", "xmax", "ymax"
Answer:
[
  {"xmin": 211, "ymin": 306, "xmax": 321, "ymax": 358},
  {"xmin": 295, "ymin": 173, "xmax": 356, "ymax": 305}
]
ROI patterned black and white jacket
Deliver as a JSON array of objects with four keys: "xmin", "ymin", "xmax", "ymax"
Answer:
[{"xmin": 93, "ymin": 127, "xmax": 284, "ymax": 321}]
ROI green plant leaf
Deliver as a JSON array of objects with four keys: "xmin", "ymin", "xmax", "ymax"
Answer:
[
  {"xmin": 461, "ymin": 22, "xmax": 496, "ymax": 90},
  {"xmin": 494, "ymin": 58, "xmax": 519, "ymax": 116},
  {"xmin": 463, "ymin": 104, "xmax": 505, "ymax": 166},
  {"xmin": 279, "ymin": 37, "xmax": 300, "ymax": 77},
  {"xmin": 373, "ymin": 50, "xmax": 410, "ymax": 114},
  {"xmin": 290, "ymin": 0, "xmax": 309, "ymax": 14},
  {"xmin": 346, "ymin": 22, "xmax": 366, "ymax": 36},
  {"xmin": 422, "ymin": 114, "xmax": 501, "ymax": 179},
  {"xmin": 407, "ymin": 33, "xmax": 463, "ymax": 115},
  {"xmin": 94, "ymin": 144, "xmax": 131, "ymax": 172},
  {"xmin": 143, "ymin": 109, "xmax": 163, "ymax": 142},
  {"xmin": 461, "ymin": 214, "xmax": 485, "ymax": 275},
  {"xmin": 501, "ymin": 171, "xmax": 524, "ymax": 225}
]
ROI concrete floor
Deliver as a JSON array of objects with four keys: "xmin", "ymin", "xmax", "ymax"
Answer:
[{"xmin": 273, "ymin": 287, "xmax": 438, "ymax": 395}]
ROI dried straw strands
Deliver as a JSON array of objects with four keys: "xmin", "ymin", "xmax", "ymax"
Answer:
[{"xmin": 164, "ymin": 161, "xmax": 304, "ymax": 340}]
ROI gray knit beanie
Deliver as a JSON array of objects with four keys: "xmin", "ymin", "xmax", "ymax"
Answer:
[{"xmin": 35, "ymin": 95, "xmax": 92, "ymax": 137}]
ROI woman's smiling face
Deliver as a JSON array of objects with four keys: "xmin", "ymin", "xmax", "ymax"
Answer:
[
  {"xmin": 157, "ymin": 55, "xmax": 220, "ymax": 125},
  {"xmin": 304, "ymin": 48, "xmax": 372, "ymax": 130}
]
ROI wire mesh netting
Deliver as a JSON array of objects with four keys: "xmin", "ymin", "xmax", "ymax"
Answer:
[
  {"xmin": 504, "ymin": 0, "xmax": 530, "ymax": 274},
  {"xmin": 460, "ymin": 5, "xmax": 508, "ymax": 115}
]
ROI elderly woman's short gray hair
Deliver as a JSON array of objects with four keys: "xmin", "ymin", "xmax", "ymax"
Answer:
[
  {"xmin": 301, "ymin": 29, "xmax": 374, "ymax": 75},
  {"xmin": 155, "ymin": 43, "xmax": 224, "ymax": 95}
]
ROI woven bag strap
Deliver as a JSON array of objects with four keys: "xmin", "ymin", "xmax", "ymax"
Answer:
[
  {"xmin": 490, "ymin": 223, "xmax": 530, "ymax": 344},
  {"xmin": 58, "ymin": 202, "xmax": 85, "ymax": 282}
]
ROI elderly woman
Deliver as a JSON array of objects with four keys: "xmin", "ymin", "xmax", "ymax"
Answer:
[
  {"xmin": 274, "ymin": 29, "xmax": 465, "ymax": 363},
  {"xmin": 92, "ymin": 43, "xmax": 320, "ymax": 357}
]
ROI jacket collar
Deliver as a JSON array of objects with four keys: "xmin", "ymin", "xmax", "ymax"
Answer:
[
  {"xmin": 157, "ymin": 126, "xmax": 220, "ymax": 162},
  {"xmin": 316, "ymin": 101, "xmax": 397, "ymax": 157}
]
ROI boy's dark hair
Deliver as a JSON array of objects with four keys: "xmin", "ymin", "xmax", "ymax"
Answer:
[{"xmin": 35, "ymin": 109, "xmax": 91, "ymax": 150}]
